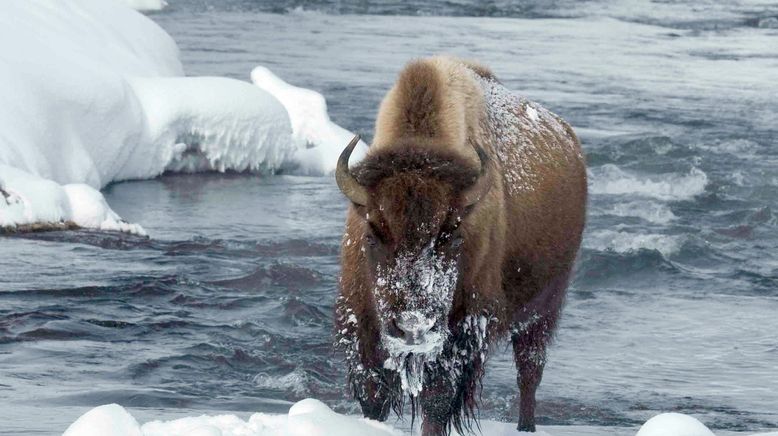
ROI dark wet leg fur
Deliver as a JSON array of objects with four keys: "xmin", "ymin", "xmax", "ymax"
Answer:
[
  {"xmin": 420, "ymin": 375, "xmax": 455, "ymax": 436},
  {"xmin": 512, "ymin": 315, "xmax": 554, "ymax": 432}
]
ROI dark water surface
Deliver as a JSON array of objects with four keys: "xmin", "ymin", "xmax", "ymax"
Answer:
[{"xmin": 2, "ymin": 0, "xmax": 778, "ymax": 434}]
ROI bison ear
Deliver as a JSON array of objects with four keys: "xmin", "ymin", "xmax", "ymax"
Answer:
[
  {"xmin": 336, "ymin": 135, "xmax": 369, "ymax": 206},
  {"xmin": 460, "ymin": 146, "xmax": 493, "ymax": 208}
]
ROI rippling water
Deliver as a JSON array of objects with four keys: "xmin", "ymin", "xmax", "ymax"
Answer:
[{"xmin": 2, "ymin": 1, "xmax": 778, "ymax": 434}]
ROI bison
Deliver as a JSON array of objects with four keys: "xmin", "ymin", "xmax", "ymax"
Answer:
[{"xmin": 334, "ymin": 56, "xmax": 586, "ymax": 435}]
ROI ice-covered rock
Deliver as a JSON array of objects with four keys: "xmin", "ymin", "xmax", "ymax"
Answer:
[{"xmin": 0, "ymin": 0, "xmax": 360, "ymax": 234}]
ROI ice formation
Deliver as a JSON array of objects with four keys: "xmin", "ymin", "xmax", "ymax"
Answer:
[{"xmin": 0, "ymin": 0, "xmax": 361, "ymax": 234}]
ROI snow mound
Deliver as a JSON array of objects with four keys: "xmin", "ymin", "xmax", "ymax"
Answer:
[
  {"xmin": 0, "ymin": 0, "xmax": 360, "ymax": 234},
  {"xmin": 636, "ymin": 413, "xmax": 714, "ymax": 436},
  {"xmin": 63, "ymin": 404, "xmax": 142, "ymax": 436}
]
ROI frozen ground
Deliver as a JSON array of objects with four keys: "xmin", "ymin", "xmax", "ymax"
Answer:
[{"xmin": 1, "ymin": 0, "xmax": 778, "ymax": 435}]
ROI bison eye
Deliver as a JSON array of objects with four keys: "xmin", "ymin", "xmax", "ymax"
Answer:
[{"xmin": 367, "ymin": 221, "xmax": 389, "ymax": 246}]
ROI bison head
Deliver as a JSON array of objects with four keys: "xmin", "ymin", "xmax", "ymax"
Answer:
[{"xmin": 337, "ymin": 135, "xmax": 492, "ymax": 386}]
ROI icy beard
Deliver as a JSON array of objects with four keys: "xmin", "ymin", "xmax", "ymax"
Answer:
[{"xmin": 374, "ymin": 243, "xmax": 459, "ymax": 397}]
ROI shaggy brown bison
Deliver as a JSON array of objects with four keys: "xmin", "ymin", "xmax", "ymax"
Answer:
[{"xmin": 334, "ymin": 56, "xmax": 586, "ymax": 435}]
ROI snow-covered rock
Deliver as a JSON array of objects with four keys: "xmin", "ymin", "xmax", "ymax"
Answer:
[
  {"xmin": 0, "ymin": 164, "xmax": 144, "ymax": 234},
  {"xmin": 0, "ymin": 0, "xmax": 360, "ymax": 234}
]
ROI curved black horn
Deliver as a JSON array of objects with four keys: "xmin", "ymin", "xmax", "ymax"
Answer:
[
  {"xmin": 336, "ymin": 135, "xmax": 369, "ymax": 206},
  {"xmin": 461, "ymin": 146, "xmax": 493, "ymax": 207}
]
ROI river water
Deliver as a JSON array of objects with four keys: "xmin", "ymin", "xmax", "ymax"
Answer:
[{"xmin": 1, "ymin": 1, "xmax": 777, "ymax": 434}]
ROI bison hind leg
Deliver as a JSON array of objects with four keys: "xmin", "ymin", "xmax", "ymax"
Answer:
[{"xmin": 511, "ymin": 314, "xmax": 556, "ymax": 432}]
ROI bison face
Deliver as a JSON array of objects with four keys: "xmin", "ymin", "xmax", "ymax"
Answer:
[
  {"xmin": 366, "ymin": 218, "xmax": 465, "ymax": 355},
  {"xmin": 359, "ymin": 193, "xmax": 470, "ymax": 396}
]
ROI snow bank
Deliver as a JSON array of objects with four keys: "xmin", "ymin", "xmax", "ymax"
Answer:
[{"xmin": 0, "ymin": 0, "xmax": 360, "ymax": 234}]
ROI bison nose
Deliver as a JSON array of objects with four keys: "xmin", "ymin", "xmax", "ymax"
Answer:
[{"xmin": 387, "ymin": 312, "xmax": 436, "ymax": 345}]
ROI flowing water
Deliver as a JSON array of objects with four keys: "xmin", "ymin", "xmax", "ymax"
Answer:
[{"xmin": 1, "ymin": 1, "xmax": 778, "ymax": 434}]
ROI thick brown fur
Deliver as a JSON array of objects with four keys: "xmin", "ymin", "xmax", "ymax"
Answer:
[{"xmin": 335, "ymin": 56, "xmax": 587, "ymax": 435}]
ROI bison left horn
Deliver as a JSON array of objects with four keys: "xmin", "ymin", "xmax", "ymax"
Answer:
[
  {"xmin": 336, "ymin": 135, "xmax": 369, "ymax": 206},
  {"xmin": 461, "ymin": 146, "xmax": 493, "ymax": 207}
]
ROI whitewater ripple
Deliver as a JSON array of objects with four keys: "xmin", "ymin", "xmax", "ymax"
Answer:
[
  {"xmin": 585, "ymin": 230, "xmax": 684, "ymax": 257},
  {"xmin": 589, "ymin": 164, "xmax": 708, "ymax": 201}
]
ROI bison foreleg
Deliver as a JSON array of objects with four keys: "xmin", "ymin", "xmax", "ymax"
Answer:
[
  {"xmin": 419, "ymin": 373, "xmax": 456, "ymax": 436},
  {"xmin": 352, "ymin": 368, "xmax": 396, "ymax": 421},
  {"xmin": 335, "ymin": 297, "xmax": 399, "ymax": 421},
  {"xmin": 511, "ymin": 315, "xmax": 552, "ymax": 432}
]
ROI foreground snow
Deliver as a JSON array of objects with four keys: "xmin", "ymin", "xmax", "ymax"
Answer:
[
  {"xmin": 62, "ymin": 400, "xmax": 778, "ymax": 436},
  {"xmin": 0, "ymin": 0, "xmax": 364, "ymax": 234},
  {"xmin": 64, "ymin": 399, "xmax": 400, "ymax": 436}
]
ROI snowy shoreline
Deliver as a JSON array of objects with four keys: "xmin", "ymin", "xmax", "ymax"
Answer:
[
  {"xmin": 0, "ymin": 0, "xmax": 365, "ymax": 236},
  {"xmin": 62, "ymin": 399, "xmax": 778, "ymax": 436}
]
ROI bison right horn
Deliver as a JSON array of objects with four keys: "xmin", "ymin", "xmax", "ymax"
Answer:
[{"xmin": 336, "ymin": 135, "xmax": 369, "ymax": 206}]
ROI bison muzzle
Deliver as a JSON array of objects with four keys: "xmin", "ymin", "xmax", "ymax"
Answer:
[{"xmin": 334, "ymin": 56, "xmax": 587, "ymax": 435}]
